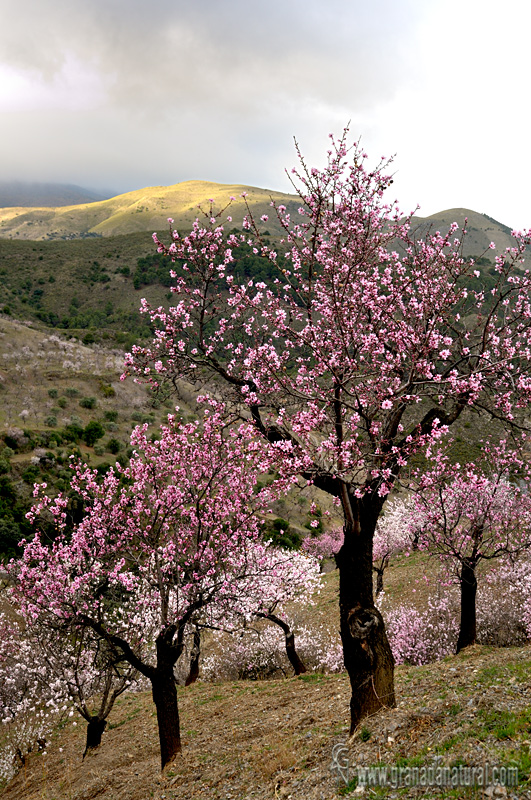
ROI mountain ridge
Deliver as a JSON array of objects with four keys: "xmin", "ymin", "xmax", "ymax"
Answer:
[
  {"xmin": 0, "ymin": 181, "xmax": 111, "ymax": 209},
  {"xmin": 0, "ymin": 180, "xmax": 300, "ymax": 241}
]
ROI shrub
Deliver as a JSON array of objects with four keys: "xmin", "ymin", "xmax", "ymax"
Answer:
[
  {"xmin": 79, "ymin": 397, "xmax": 97, "ymax": 409},
  {"xmin": 106, "ymin": 438, "xmax": 122, "ymax": 454},
  {"xmin": 83, "ymin": 421, "xmax": 105, "ymax": 447},
  {"xmin": 99, "ymin": 382, "xmax": 116, "ymax": 398},
  {"xmin": 22, "ymin": 465, "xmax": 40, "ymax": 485},
  {"xmin": 264, "ymin": 518, "xmax": 301, "ymax": 550},
  {"xmin": 61, "ymin": 423, "xmax": 84, "ymax": 443},
  {"xmin": 44, "ymin": 415, "xmax": 58, "ymax": 428}
]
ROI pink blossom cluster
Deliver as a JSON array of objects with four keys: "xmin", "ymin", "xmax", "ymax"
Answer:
[
  {"xmin": 201, "ymin": 618, "xmax": 343, "ymax": 680},
  {"xmin": 377, "ymin": 591, "xmax": 460, "ymax": 665},
  {"xmin": 125, "ymin": 129, "xmax": 531, "ymax": 504}
]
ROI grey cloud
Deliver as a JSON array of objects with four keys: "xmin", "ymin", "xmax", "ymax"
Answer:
[
  {"xmin": 0, "ymin": 0, "xmax": 427, "ymax": 193},
  {"xmin": 0, "ymin": 0, "xmax": 423, "ymax": 112}
]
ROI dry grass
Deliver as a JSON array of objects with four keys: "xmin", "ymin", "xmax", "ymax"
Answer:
[
  {"xmin": 0, "ymin": 181, "xmax": 299, "ymax": 240},
  {"xmin": 3, "ymin": 644, "xmax": 531, "ymax": 799}
]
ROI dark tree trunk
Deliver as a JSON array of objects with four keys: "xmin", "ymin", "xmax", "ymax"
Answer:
[
  {"xmin": 151, "ymin": 669, "xmax": 181, "ymax": 769},
  {"xmin": 456, "ymin": 558, "xmax": 478, "ymax": 653},
  {"xmin": 284, "ymin": 630, "xmax": 307, "ymax": 675},
  {"xmin": 374, "ymin": 566, "xmax": 385, "ymax": 596},
  {"xmin": 150, "ymin": 634, "xmax": 182, "ymax": 769},
  {"xmin": 83, "ymin": 716, "xmax": 107, "ymax": 758},
  {"xmin": 257, "ymin": 612, "xmax": 307, "ymax": 675},
  {"xmin": 337, "ymin": 495, "xmax": 395, "ymax": 733},
  {"xmin": 185, "ymin": 627, "xmax": 201, "ymax": 686}
]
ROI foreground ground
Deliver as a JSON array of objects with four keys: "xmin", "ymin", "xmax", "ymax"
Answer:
[{"xmin": 2, "ymin": 644, "xmax": 531, "ymax": 799}]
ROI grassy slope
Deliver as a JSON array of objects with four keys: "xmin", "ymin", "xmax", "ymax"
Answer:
[
  {"xmin": 0, "ymin": 181, "xmax": 301, "ymax": 240},
  {"xmin": 2, "ymin": 564, "xmax": 531, "ymax": 800},
  {"xmin": 0, "ymin": 232, "xmax": 172, "ymax": 347}
]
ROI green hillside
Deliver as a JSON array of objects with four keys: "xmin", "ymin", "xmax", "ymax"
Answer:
[{"xmin": 0, "ymin": 180, "xmax": 300, "ymax": 241}]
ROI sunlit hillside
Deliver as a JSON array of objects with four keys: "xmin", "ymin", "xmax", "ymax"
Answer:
[{"xmin": 0, "ymin": 181, "xmax": 301, "ymax": 240}]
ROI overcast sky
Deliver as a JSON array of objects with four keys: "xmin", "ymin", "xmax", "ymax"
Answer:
[{"xmin": 0, "ymin": 0, "xmax": 529, "ymax": 229}]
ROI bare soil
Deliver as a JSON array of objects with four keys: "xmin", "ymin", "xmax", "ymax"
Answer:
[{"xmin": 3, "ymin": 644, "xmax": 531, "ymax": 800}]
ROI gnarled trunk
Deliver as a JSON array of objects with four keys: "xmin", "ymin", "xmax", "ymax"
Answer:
[
  {"xmin": 83, "ymin": 716, "xmax": 107, "ymax": 758},
  {"xmin": 337, "ymin": 496, "xmax": 395, "ymax": 733},
  {"xmin": 456, "ymin": 558, "xmax": 478, "ymax": 653}
]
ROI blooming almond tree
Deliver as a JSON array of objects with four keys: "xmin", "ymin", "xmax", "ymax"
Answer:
[
  {"xmin": 0, "ymin": 610, "xmax": 69, "ymax": 782},
  {"xmin": 125, "ymin": 130, "xmax": 531, "ymax": 730},
  {"xmin": 0, "ymin": 608, "xmax": 136, "ymax": 766},
  {"xmin": 230, "ymin": 545, "xmax": 321, "ymax": 676},
  {"xmin": 182, "ymin": 545, "xmax": 322, "ymax": 680},
  {"xmin": 13, "ymin": 407, "xmax": 290, "ymax": 769},
  {"xmin": 413, "ymin": 440, "xmax": 531, "ymax": 652},
  {"xmin": 372, "ymin": 498, "xmax": 414, "ymax": 595}
]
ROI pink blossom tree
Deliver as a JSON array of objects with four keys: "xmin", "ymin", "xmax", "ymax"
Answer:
[
  {"xmin": 12, "ymin": 407, "xmax": 293, "ymax": 769},
  {"xmin": 413, "ymin": 440, "xmax": 531, "ymax": 652},
  {"xmin": 231, "ymin": 545, "xmax": 321, "ymax": 676},
  {"xmin": 181, "ymin": 544, "xmax": 322, "ymax": 681},
  {"xmin": 372, "ymin": 498, "xmax": 414, "ymax": 595},
  {"xmin": 0, "ymin": 608, "xmax": 137, "ymax": 767},
  {"xmin": 124, "ymin": 130, "xmax": 531, "ymax": 730}
]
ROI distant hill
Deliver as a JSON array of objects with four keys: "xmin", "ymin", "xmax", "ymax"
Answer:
[
  {"xmin": 0, "ymin": 180, "xmax": 526, "ymax": 266},
  {"xmin": 411, "ymin": 208, "xmax": 525, "ymax": 262},
  {"xmin": 0, "ymin": 182, "xmax": 110, "ymax": 209},
  {"xmin": 0, "ymin": 180, "xmax": 301, "ymax": 241}
]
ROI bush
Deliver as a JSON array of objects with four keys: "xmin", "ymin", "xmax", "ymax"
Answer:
[
  {"xmin": 44, "ymin": 416, "xmax": 58, "ymax": 428},
  {"xmin": 264, "ymin": 518, "xmax": 301, "ymax": 550},
  {"xmin": 0, "ymin": 519, "xmax": 22, "ymax": 558},
  {"xmin": 106, "ymin": 438, "xmax": 122, "ymax": 454},
  {"xmin": 83, "ymin": 421, "xmax": 105, "ymax": 447},
  {"xmin": 22, "ymin": 465, "xmax": 40, "ymax": 485},
  {"xmin": 61, "ymin": 423, "xmax": 84, "ymax": 443},
  {"xmin": 65, "ymin": 388, "xmax": 80, "ymax": 398},
  {"xmin": 48, "ymin": 389, "xmax": 58, "ymax": 399},
  {"xmin": 79, "ymin": 397, "xmax": 97, "ymax": 409},
  {"xmin": 99, "ymin": 382, "xmax": 116, "ymax": 398}
]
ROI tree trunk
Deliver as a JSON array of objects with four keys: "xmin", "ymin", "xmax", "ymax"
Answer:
[
  {"xmin": 373, "ymin": 566, "xmax": 384, "ymax": 596},
  {"xmin": 185, "ymin": 627, "xmax": 201, "ymax": 686},
  {"xmin": 258, "ymin": 612, "xmax": 307, "ymax": 675},
  {"xmin": 337, "ymin": 496, "xmax": 395, "ymax": 733},
  {"xmin": 83, "ymin": 716, "xmax": 107, "ymax": 758},
  {"xmin": 151, "ymin": 635, "xmax": 182, "ymax": 770},
  {"xmin": 456, "ymin": 558, "xmax": 478, "ymax": 653}
]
